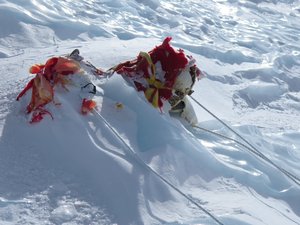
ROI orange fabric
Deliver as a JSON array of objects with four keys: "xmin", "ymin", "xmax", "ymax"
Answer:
[
  {"xmin": 81, "ymin": 98, "xmax": 97, "ymax": 115},
  {"xmin": 27, "ymin": 73, "xmax": 54, "ymax": 113},
  {"xmin": 29, "ymin": 64, "xmax": 45, "ymax": 74},
  {"xmin": 17, "ymin": 57, "xmax": 82, "ymax": 123}
]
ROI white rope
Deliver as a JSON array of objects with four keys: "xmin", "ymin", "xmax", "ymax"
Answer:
[
  {"xmin": 190, "ymin": 96, "xmax": 300, "ymax": 187},
  {"xmin": 92, "ymin": 109, "xmax": 225, "ymax": 225}
]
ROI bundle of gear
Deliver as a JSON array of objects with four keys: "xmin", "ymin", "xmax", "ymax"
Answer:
[{"xmin": 17, "ymin": 37, "xmax": 203, "ymax": 124}]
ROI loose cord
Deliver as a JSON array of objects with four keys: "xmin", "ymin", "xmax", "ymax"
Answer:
[
  {"xmin": 190, "ymin": 96, "xmax": 300, "ymax": 187},
  {"xmin": 92, "ymin": 108, "xmax": 225, "ymax": 225}
]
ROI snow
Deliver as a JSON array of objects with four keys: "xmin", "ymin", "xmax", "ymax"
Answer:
[{"xmin": 0, "ymin": 0, "xmax": 300, "ymax": 224}]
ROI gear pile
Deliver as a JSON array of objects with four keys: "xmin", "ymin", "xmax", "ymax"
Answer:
[{"xmin": 17, "ymin": 37, "xmax": 203, "ymax": 124}]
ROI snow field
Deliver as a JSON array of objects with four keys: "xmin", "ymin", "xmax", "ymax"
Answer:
[{"xmin": 0, "ymin": 0, "xmax": 300, "ymax": 224}]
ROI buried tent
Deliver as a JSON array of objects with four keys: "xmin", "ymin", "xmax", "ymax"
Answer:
[{"xmin": 17, "ymin": 37, "xmax": 202, "ymax": 124}]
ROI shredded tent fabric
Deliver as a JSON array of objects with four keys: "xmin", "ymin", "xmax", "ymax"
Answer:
[
  {"xmin": 16, "ymin": 37, "xmax": 202, "ymax": 123},
  {"xmin": 17, "ymin": 57, "xmax": 86, "ymax": 122},
  {"xmin": 114, "ymin": 37, "xmax": 202, "ymax": 110}
]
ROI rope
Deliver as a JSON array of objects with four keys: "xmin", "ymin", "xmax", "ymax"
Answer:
[
  {"xmin": 190, "ymin": 96, "xmax": 300, "ymax": 187},
  {"xmin": 92, "ymin": 108, "xmax": 225, "ymax": 225}
]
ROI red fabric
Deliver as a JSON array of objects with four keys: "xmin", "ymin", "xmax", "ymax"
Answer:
[
  {"xmin": 81, "ymin": 98, "xmax": 97, "ymax": 115},
  {"xmin": 115, "ymin": 37, "xmax": 189, "ymax": 108},
  {"xmin": 30, "ymin": 108, "xmax": 53, "ymax": 123},
  {"xmin": 150, "ymin": 37, "xmax": 188, "ymax": 87},
  {"xmin": 16, "ymin": 78, "xmax": 34, "ymax": 101},
  {"xmin": 114, "ymin": 60, "xmax": 137, "ymax": 77},
  {"xmin": 26, "ymin": 73, "xmax": 54, "ymax": 113},
  {"xmin": 17, "ymin": 57, "xmax": 81, "ymax": 123}
]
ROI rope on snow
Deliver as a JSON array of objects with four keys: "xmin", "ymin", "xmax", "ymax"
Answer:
[
  {"xmin": 91, "ymin": 108, "xmax": 225, "ymax": 225},
  {"xmin": 190, "ymin": 96, "xmax": 300, "ymax": 187}
]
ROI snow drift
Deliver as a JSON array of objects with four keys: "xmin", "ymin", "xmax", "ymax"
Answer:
[{"xmin": 0, "ymin": 0, "xmax": 300, "ymax": 224}]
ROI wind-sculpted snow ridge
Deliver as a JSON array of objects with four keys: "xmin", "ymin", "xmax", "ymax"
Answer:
[
  {"xmin": 1, "ymin": 0, "xmax": 299, "ymax": 56},
  {"xmin": 0, "ymin": 39, "xmax": 300, "ymax": 224},
  {"xmin": 3, "ymin": 0, "xmax": 299, "ymax": 128},
  {"xmin": 1, "ymin": 0, "xmax": 300, "ymax": 224}
]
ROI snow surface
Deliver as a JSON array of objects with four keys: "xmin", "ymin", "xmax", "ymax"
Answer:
[{"xmin": 1, "ymin": 0, "xmax": 300, "ymax": 224}]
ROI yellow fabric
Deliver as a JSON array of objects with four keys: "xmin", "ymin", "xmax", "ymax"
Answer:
[
  {"xmin": 139, "ymin": 52, "xmax": 156, "ymax": 78},
  {"xmin": 35, "ymin": 74, "xmax": 53, "ymax": 103},
  {"xmin": 144, "ymin": 87, "xmax": 159, "ymax": 108},
  {"xmin": 139, "ymin": 52, "xmax": 158, "ymax": 107},
  {"xmin": 139, "ymin": 51, "xmax": 174, "ymax": 108}
]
